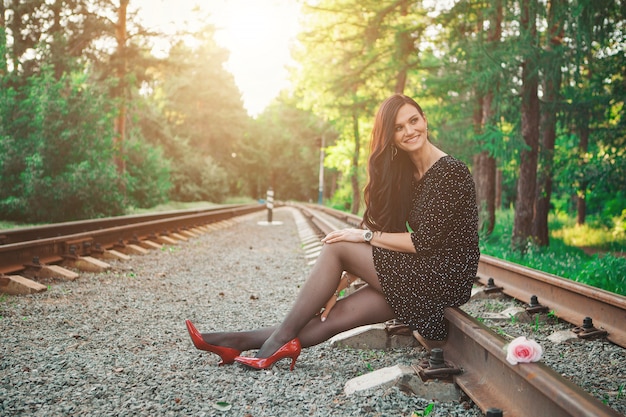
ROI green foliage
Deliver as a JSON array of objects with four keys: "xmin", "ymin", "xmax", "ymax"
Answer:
[
  {"xmin": 0, "ymin": 67, "xmax": 126, "ymax": 222},
  {"xmin": 576, "ymin": 254, "xmax": 626, "ymax": 296},
  {"xmin": 157, "ymin": 30, "xmax": 249, "ymax": 162},
  {"xmin": 169, "ymin": 154, "xmax": 229, "ymax": 203},
  {"xmin": 1, "ymin": 0, "xmax": 624, "ymax": 236},
  {"xmin": 134, "ymin": 27, "xmax": 250, "ymax": 204},
  {"xmin": 480, "ymin": 210, "xmax": 626, "ymax": 295},
  {"xmin": 236, "ymin": 95, "xmax": 327, "ymax": 201},
  {"xmin": 412, "ymin": 403, "xmax": 435, "ymax": 417},
  {"xmin": 124, "ymin": 135, "xmax": 171, "ymax": 209}
]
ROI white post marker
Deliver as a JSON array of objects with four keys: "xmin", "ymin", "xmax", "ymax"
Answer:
[
  {"xmin": 257, "ymin": 188, "xmax": 282, "ymax": 226},
  {"xmin": 266, "ymin": 187, "xmax": 274, "ymax": 223}
]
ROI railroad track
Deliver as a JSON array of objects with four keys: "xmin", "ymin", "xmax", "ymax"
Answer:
[
  {"xmin": 1, "ymin": 203, "xmax": 624, "ymax": 416},
  {"xmin": 295, "ymin": 203, "xmax": 624, "ymax": 417},
  {"xmin": 0, "ymin": 204, "xmax": 264, "ymax": 292}
]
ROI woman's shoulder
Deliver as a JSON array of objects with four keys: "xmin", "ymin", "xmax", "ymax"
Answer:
[{"xmin": 433, "ymin": 155, "xmax": 471, "ymax": 176}]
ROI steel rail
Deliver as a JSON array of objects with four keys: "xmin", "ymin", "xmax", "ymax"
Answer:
[
  {"xmin": 476, "ymin": 254, "xmax": 626, "ymax": 349},
  {"xmin": 0, "ymin": 204, "xmax": 264, "ymax": 275},
  {"xmin": 420, "ymin": 308, "xmax": 622, "ymax": 417},
  {"xmin": 0, "ymin": 204, "xmax": 249, "ymax": 245},
  {"xmin": 304, "ymin": 204, "xmax": 626, "ymax": 349},
  {"xmin": 298, "ymin": 204, "xmax": 623, "ymax": 417}
]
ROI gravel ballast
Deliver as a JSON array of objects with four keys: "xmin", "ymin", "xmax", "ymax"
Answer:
[
  {"xmin": 2, "ymin": 207, "xmax": 624, "ymax": 416},
  {"xmin": 0, "ymin": 208, "xmax": 480, "ymax": 417}
]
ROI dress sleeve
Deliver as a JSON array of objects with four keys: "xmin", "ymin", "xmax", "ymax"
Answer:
[{"xmin": 409, "ymin": 160, "xmax": 478, "ymax": 254}]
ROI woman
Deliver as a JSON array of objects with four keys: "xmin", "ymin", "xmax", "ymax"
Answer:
[{"xmin": 185, "ymin": 94, "xmax": 480, "ymax": 370}]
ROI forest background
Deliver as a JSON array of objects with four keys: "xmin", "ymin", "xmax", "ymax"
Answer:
[{"xmin": 0, "ymin": 0, "xmax": 624, "ymax": 294}]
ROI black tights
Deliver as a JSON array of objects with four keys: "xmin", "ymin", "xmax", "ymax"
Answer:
[{"xmin": 200, "ymin": 241, "xmax": 396, "ymax": 357}]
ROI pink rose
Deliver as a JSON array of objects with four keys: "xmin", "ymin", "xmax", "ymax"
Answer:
[{"xmin": 506, "ymin": 336, "xmax": 543, "ymax": 365}]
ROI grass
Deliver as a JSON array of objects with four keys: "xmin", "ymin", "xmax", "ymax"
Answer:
[
  {"xmin": 0, "ymin": 197, "xmax": 258, "ymax": 230},
  {"xmin": 550, "ymin": 210, "xmax": 626, "ymax": 252},
  {"xmin": 480, "ymin": 209, "xmax": 626, "ymax": 296},
  {"xmin": 127, "ymin": 197, "xmax": 257, "ymax": 215},
  {"xmin": 0, "ymin": 220, "xmax": 42, "ymax": 230}
]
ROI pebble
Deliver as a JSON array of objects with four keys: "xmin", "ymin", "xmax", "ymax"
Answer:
[
  {"xmin": 1, "ymin": 207, "xmax": 623, "ymax": 416},
  {"xmin": 0, "ymin": 209, "xmax": 480, "ymax": 417}
]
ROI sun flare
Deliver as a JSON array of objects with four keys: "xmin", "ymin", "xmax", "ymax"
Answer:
[{"xmin": 132, "ymin": 0, "xmax": 302, "ymax": 116}]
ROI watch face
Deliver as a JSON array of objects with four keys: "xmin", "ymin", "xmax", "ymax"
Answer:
[{"xmin": 364, "ymin": 230, "xmax": 373, "ymax": 241}]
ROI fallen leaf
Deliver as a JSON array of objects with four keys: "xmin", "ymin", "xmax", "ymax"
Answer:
[{"xmin": 213, "ymin": 401, "xmax": 232, "ymax": 411}]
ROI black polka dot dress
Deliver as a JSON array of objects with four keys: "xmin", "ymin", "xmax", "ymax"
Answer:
[{"xmin": 373, "ymin": 155, "xmax": 480, "ymax": 340}]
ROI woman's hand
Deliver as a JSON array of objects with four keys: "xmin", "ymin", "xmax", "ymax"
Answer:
[
  {"xmin": 320, "ymin": 295, "xmax": 338, "ymax": 322},
  {"xmin": 321, "ymin": 228, "xmax": 367, "ymax": 244},
  {"xmin": 320, "ymin": 272, "xmax": 358, "ymax": 322}
]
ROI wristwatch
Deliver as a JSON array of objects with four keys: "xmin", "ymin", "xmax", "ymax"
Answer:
[{"xmin": 363, "ymin": 230, "xmax": 373, "ymax": 243}]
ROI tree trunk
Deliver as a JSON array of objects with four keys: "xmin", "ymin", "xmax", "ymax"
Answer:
[
  {"xmin": 473, "ymin": 93, "xmax": 490, "ymax": 232},
  {"xmin": 496, "ymin": 169, "xmax": 503, "ymax": 209},
  {"xmin": 512, "ymin": 0, "xmax": 540, "ymax": 251},
  {"xmin": 0, "ymin": 1, "xmax": 6, "ymax": 76},
  {"xmin": 350, "ymin": 109, "xmax": 361, "ymax": 214},
  {"xmin": 114, "ymin": 0, "xmax": 129, "ymax": 177},
  {"xmin": 533, "ymin": 0, "xmax": 565, "ymax": 246},
  {"xmin": 393, "ymin": 0, "xmax": 411, "ymax": 94},
  {"xmin": 50, "ymin": 0, "xmax": 63, "ymax": 79},
  {"xmin": 474, "ymin": 0, "xmax": 501, "ymax": 236},
  {"xmin": 577, "ymin": 112, "xmax": 590, "ymax": 225},
  {"xmin": 475, "ymin": 150, "xmax": 497, "ymax": 235}
]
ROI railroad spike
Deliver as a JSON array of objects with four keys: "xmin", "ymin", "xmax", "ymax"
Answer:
[
  {"xmin": 23, "ymin": 257, "xmax": 43, "ymax": 270},
  {"xmin": 63, "ymin": 245, "xmax": 79, "ymax": 261},
  {"xmin": 572, "ymin": 316, "xmax": 608, "ymax": 339},
  {"xmin": 82, "ymin": 241, "xmax": 92, "ymax": 255},
  {"xmin": 483, "ymin": 277, "xmax": 503, "ymax": 294},
  {"xmin": 486, "ymin": 409, "xmax": 503, "ymax": 417},
  {"xmin": 91, "ymin": 242, "xmax": 105, "ymax": 255},
  {"xmin": 525, "ymin": 295, "xmax": 550, "ymax": 314},
  {"xmin": 414, "ymin": 348, "xmax": 463, "ymax": 382}
]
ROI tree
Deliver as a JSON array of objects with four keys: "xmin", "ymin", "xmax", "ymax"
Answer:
[
  {"xmin": 295, "ymin": 0, "xmax": 429, "ymax": 213},
  {"xmin": 473, "ymin": 0, "xmax": 502, "ymax": 236},
  {"xmin": 136, "ymin": 27, "xmax": 249, "ymax": 202},
  {"xmin": 236, "ymin": 95, "xmax": 328, "ymax": 201},
  {"xmin": 512, "ymin": 0, "xmax": 540, "ymax": 251},
  {"xmin": 564, "ymin": 0, "xmax": 625, "ymax": 225},
  {"xmin": 0, "ymin": 67, "xmax": 126, "ymax": 222},
  {"xmin": 113, "ymin": 0, "xmax": 129, "ymax": 177},
  {"xmin": 533, "ymin": 0, "xmax": 565, "ymax": 246}
]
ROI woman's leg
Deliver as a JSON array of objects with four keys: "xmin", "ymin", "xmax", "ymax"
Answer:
[
  {"xmin": 196, "ymin": 242, "xmax": 387, "ymax": 354},
  {"xmin": 296, "ymin": 284, "xmax": 395, "ymax": 348},
  {"xmin": 197, "ymin": 285, "xmax": 394, "ymax": 352},
  {"xmin": 255, "ymin": 241, "xmax": 384, "ymax": 357}
]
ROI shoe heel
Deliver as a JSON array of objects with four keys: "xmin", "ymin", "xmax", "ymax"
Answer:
[
  {"xmin": 235, "ymin": 338, "xmax": 301, "ymax": 371},
  {"xmin": 185, "ymin": 320, "xmax": 241, "ymax": 365}
]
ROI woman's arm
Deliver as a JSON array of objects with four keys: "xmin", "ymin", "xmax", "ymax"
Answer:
[
  {"xmin": 369, "ymin": 231, "xmax": 415, "ymax": 253},
  {"xmin": 321, "ymin": 228, "xmax": 416, "ymax": 253}
]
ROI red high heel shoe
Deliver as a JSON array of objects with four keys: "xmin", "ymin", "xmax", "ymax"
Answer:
[
  {"xmin": 234, "ymin": 338, "xmax": 301, "ymax": 371},
  {"xmin": 185, "ymin": 320, "xmax": 241, "ymax": 366}
]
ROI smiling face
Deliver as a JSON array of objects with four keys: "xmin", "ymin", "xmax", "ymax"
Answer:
[{"xmin": 392, "ymin": 103, "xmax": 428, "ymax": 155}]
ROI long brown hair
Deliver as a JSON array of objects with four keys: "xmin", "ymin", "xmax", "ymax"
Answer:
[{"xmin": 362, "ymin": 94, "xmax": 426, "ymax": 232}]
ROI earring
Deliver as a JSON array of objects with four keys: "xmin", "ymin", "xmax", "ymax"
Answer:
[{"xmin": 391, "ymin": 145, "xmax": 398, "ymax": 161}]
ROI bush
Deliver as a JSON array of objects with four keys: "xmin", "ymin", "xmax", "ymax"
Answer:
[
  {"xmin": 0, "ymin": 66, "xmax": 127, "ymax": 222},
  {"xmin": 125, "ymin": 136, "xmax": 172, "ymax": 209},
  {"xmin": 26, "ymin": 161, "xmax": 126, "ymax": 222},
  {"xmin": 169, "ymin": 154, "xmax": 228, "ymax": 203}
]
